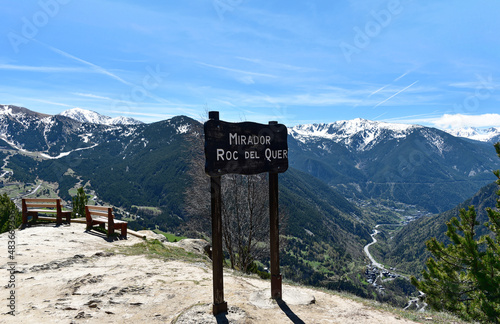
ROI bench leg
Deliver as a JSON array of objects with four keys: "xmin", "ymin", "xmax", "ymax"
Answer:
[
  {"xmin": 61, "ymin": 212, "xmax": 71, "ymax": 224},
  {"xmin": 24, "ymin": 211, "xmax": 38, "ymax": 225},
  {"xmin": 121, "ymin": 225, "xmax": 127, "ymax": 238},
  {"xmin": 56, "ymin": 213, "xmax": 62, "ymax": 226},
  {"xmin": 108, "ymin": 225, "xmax": 114, "ymax": 237}
]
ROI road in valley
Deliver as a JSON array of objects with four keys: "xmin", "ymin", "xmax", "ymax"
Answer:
[
  {"xmin": 21, "ymin": 183, "xmax": 42, "ymax": 197},
  {"xmin": 363, "ymin": 224, "xmax": 388, "ymax": 270}
]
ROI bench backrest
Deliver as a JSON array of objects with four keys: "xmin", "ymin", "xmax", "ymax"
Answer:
[
  {"xmin": 85, "ymin": 205, "xmax": 114, "ymax": 224},
  {"xmin": 22, "ymin": 198, "xmax": 62, "ymax": 213}
]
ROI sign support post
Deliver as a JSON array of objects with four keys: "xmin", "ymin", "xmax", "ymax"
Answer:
[
  {"xmin": 209, "ymin": 111, "xmax": 228, "ymax": 315},
  {"xmin": 269, "ymin": 171, "xmax": 282, "ymax": 299}
]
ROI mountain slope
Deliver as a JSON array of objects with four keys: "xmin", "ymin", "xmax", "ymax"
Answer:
[
  {"xmin": 381, "ymin": 181, "xmax": 500, "ymax": 277},
  {"xmin": 289, "ymin": 120, "xmax": 499, "ymax": 212},
  {"xmin": 1, "ymin": 108, "xmax": 369, "ymax": 250},
  {"xmin": 19, "ymin": 116, "xmax": 194, "ymax": 228},
  {"xmin": 280, "ymin": 167, "xmax": 370, "ymax": 242}
]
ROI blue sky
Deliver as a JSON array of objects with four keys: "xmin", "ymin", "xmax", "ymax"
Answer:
[{"xmin": 1, "ymin": 0, "xmax": 499, "ymax": 128}]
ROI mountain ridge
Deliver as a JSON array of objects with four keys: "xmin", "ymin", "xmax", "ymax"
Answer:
[
  {"xmin": 59, "ymin": 107, "xmax": 143, "ymax": 125},
  {"xmin": 1, "ymin": 104, "xmax": 498, "ymax": 214},
  {"xmin": 445, "ymin": 126, "xmax": 500, "ymax": 143},
  {"xmin": 290, "ymin": 118, "xmax": 422, "ymax": 152}
]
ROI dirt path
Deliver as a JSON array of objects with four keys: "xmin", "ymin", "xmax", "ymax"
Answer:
[{"xmin": 0, "ymin": 224, "xmax": 421, "ymax": 323}]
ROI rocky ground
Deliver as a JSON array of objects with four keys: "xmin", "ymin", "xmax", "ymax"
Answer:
[{"xmin": 0, "ymin": 223, "xmax": 447, "ymax": 323}]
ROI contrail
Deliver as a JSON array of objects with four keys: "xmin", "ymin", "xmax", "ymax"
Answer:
[
  {"xmin": 33, "ymin": 39, "xmax": 133, "ymax": 86},
  {"xmin": 393, "ymin": 71, "xmax": 409, "ymax": 82},
  {"xmin": 369, "ymin": 84, "xmax": 388, "ymax": 97},
  {"xmin": 374, "ymin": 81, "xmax": 419, "ymax": 108},
  {"xmin": 196, "ymin": 61, "xmax": 277, "ymax": 78}
]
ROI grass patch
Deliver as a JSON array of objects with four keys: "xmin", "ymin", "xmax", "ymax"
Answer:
[
  {"xmin": 132, "ymin": 205, "xmax": 162, "ymax": 215},
  {"xmin": 153, "ymin": 229, "xmax": 187, "ymax": 242},
  {"xmin": 116, "ymin": 239, "xmax": 207, "ymax": 263}
]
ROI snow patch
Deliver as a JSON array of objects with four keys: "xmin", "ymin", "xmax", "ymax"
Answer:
[
  {"xmin": 421, "ymin": 129, "xmax": 446, "ymax": 155},
  {"xmin": 79, "ymin": 133, "xmax": 93, "ymax": 143},
  {"xmin": 39, "ymin": 144, "xmax": 99, "ymax": 159},
  {"xmin": 176, "ymin": 124, "xmax": 190, "ymax": 134},
  {"xmin": 0, "ymin": 105, "xmax": 14, "ymax": 116}
]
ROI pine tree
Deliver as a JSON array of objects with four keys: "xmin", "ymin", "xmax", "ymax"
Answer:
[
  {"xmin": 411, "ymin": 143, "xmax": 500, "ymax": 323},
  {"xmin": 72, "ymin": 187, "xmax": 88, "ymax": 219},
  {"xmin": 0, "ymin": 193, "xmax": 21, "ymax": 234}
]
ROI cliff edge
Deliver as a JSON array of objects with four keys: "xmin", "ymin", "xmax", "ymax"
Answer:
[{"xmin": 1, "ymin": 223, "xmax": 426, "ymax": 323}]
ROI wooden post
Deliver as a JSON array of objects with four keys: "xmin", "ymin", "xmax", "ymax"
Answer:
[
  {"xmin": 269, "ymin": 171, "xmax": 282, "ymax": 299},
  {"xmin": 22, "ymin": 199, "xmax": 28, "ymax": 225},
  {"xmin": 209, "ymin": 111, "xmax": 228, "ymax": 315}
]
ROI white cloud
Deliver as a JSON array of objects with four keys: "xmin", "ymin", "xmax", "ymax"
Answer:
[{"xmin": 432, "ymin": 114, "xmax": 500, "ymax": 129}]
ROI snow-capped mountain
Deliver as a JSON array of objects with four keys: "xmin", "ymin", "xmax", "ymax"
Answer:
[
  {"xmin": 290, "ymin": 118, "xmax": 422, "ymax": 151},
  {"xmin": 0, "ymin": 105, "xmax": 146, "ymax": 156},
  {"xmin": 445, "ymin": 127, "xmax": 500, "ymax": 143},
  {"xmin": 59, "ymin": 108, "xmax": 143, "ymax": 125},
  {"xmin": 1, "ymin": 104, "xmax": 498, "ymax": 214}
]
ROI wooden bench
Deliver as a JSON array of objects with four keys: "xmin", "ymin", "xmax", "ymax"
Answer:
[
  {"xmin": 22, "ymin": 198, "xmax": 71, "ymax": 226},
  {"xmin": 85, "ymin": 205, "xmax": 127, "ymax": 238}
]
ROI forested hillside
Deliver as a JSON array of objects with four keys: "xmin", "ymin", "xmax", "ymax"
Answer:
[{"xmin": 379, "ymin": 181, "xmax": 499, "ymax": 277}]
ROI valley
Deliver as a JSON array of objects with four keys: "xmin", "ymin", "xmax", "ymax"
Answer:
[{"xmin": 358, "ymin": 200, "xmax": 431, "ymax": 305}]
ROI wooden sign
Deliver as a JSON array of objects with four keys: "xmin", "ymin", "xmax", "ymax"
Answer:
[
  {"xmin": 205, "ymin": 111, "xmax": 286, "ymax": 315},
  {"xmin": 204, "ymin": 118, "xmax": 288, "ymax": 176}
]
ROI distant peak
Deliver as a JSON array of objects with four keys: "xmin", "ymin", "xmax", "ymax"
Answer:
[
  {"xmin": 290, "ymin": 118, "xmax": 421, "ymax": 151},
  {"xmin": 292, "ymin": 118, "xmax": 418, "ymax": 135},
  {"xmin": 445, "ymin": 126, "xmax": 500, "ymax": 143},
  {"xmin": 59, "ymin": 108, "xmax": 143, "ymax": 125}
]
